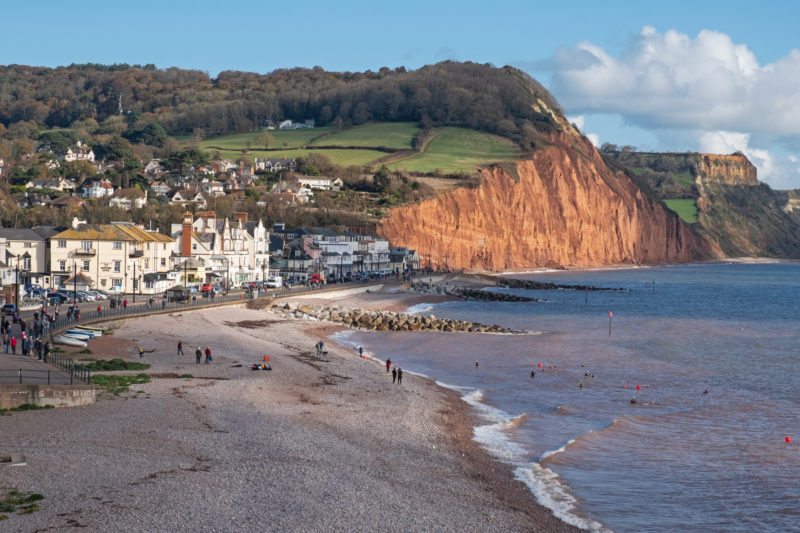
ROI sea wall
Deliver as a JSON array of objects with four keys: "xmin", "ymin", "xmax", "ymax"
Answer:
[{"xmin": 0, "ymin": 384, "xmax": 96, "ymax": 409}]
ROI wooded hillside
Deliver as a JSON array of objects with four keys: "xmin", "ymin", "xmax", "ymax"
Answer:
[{"xmin": 0, "ymin": 62, "xmax": 559, "ymax": 150}]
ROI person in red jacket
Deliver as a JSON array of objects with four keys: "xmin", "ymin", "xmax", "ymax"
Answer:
[{"xmin": 10, "ymin": 336, "xmax": 17, "ymax": 354}]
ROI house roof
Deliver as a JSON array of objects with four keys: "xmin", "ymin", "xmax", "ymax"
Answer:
[
  {"xmin": 51, "ymin": 223, "xmax": 172, "ymax": 243},
  {"xmin": 63, "ymin": 272, "xmax": 94, "ymax": 284},
  {"xmin": 113, "ymin": 188, "xmax": 145, "ymax": 199},
  {"xmin": 0, "ymin": 228, "xmax": 49, "ymax": 241},
  {"xmin": 50, "ymin": 196, "xmax": 86, "ymax": 208}
]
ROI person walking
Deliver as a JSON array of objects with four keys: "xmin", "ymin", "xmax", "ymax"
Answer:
[
  {"xmin": 138, "ymin": 346, "xmax": 144, "ymax": 358},
  {"xmin": 10, "ymin": 336, "xmax": 17, "ymax": 355},
  {"xmin": 177, "ymin": 340, "xmax": 184, "ymax": 356},
  {"xmin": 3, "ymin": 332, "xmax": 8, "ymax": 354},
  {"xmin": 386, "ymin": 358, "xmax": 391, "ymax": 372},
  {"xmin": 397, "ymin": 367, "xmax": 403, "ymax": 385},
  {"xmin": 195, "ymin": 347, "xmax": 202, "ymax": 364},
  {"xmin": 204, "ymin": 346, "xmax": 212, "ymax": 364},
  {"xmin": 123, "ymin": 298, "xmax": 128, "ymax": 310},
  {"xmin": 392, "ymin": 367, "xmax": 397, "ymax": 384}
]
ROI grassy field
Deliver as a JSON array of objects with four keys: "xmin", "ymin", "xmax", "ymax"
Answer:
[
  {"xmin": 201, "ymin": 127, "xmax": 333, "ymax": 151},
  {"xmin": 664, "ymin": 199, "xmax": 698, "ymax": 223},
  {"xmin": 388, "ymin": 127, "xmax": 519, "ymax": 174},
  {"xmin": 196, "ymin": 123, "xmax": 518, "ymax": 172},
  {"xmin": 309, "ymin": 122, "xmax": 419, "ymax": 149},
  {"xmin": 212, "ymin": 148, "xmax": 386, "ymax": 167}
]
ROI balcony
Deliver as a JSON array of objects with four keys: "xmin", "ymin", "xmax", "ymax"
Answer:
[
  {"xmin": 74, "ymin": 248, "xmax": 96, "ymax": 256},
  {"xmin": 129, "ymin": 250, "xmax": 144, "ymax": 258}
]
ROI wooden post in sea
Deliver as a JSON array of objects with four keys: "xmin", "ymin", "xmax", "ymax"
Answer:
[{"xmin": 608, "ymin": 311, "xmax": 613, "ymax": 337}]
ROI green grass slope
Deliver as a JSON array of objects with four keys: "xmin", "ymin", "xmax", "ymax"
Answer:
[
  {"xmin": 663, "ymin": 199, "xmax": 698, "ymax": 223},
  {"xmin": 309, "ymin": 122, "xmax": 419, "ymax": 149},
  {"xmin": 196, "ymin": 123, "xmax": 519, "ymax": 173},
  {"xmin": 388, "ymin": 127, "xmax": 519, "ymax": 174}
]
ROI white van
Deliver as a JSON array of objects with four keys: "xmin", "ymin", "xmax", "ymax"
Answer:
[{"xmin": 266, "ymin": 276, "xmax": 283, "ymax": 288}]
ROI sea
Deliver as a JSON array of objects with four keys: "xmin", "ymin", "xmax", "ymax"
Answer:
[{"xmin": 333, "ymin": 262, "xmax": 800, "ymax": 532}]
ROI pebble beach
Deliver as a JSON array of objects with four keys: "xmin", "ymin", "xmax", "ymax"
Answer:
[{"xmin": 0, "ymin": 287, "xmax": 578, "ymax": 532}]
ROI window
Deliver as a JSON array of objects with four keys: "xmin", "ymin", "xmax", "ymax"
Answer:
[
  {"xmin": 114, "ymin": 261, "xmax": 121, "ymax": 273},
  {"xmin": 82, "ymin": 260, "xmax": 90, "ymax": 271},
  {"xmin": 57, "ymin": 240, "xmax": 66, "ymax": 248},
  {"xmin": 59, "ymin": 260, "xmax": 66, "ymax": 271},
  {"xmin": 112, "ymin": 278, "xmax": 122, "ymax": 288},
  {"xmin": 163, "ymin": 243, "xmax": 167, "ymax": 250},
  {"xmin": 144, "ymin": 259, "xmax": 149, "ymax": 269},
  {"xmin": 160, "ymin": 258, "xmax": 166, "ymax": 267},
  {"xmin": 113, "ymin": 241, "xmax": 122, "ymax": 250},
  {"xmin": 81, "ymin": 241, "xmax": 92, "ymax": 252},
  {"xmin": 23, "ymin": 257, "xmax": 31, "ymax": 270},
  {"xmin": 192, "ymin": 244, "xmax": 197, "ymax": 250},
  {"xmin": 146, "ymin": 243, "xmax": 150, "ymax": 250},
  {"xmin": 24, "ymin": 242, "xmax": 32, "ymax": 248}
]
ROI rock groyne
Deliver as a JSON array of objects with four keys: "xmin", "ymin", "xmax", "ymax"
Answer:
[
  {"xmin": 411, "ymin": 281, "xmax": 541, "ymax": 302},
  {"xmin": 271, "ymin": 302, "xmax": 522, "ymax": 334}
]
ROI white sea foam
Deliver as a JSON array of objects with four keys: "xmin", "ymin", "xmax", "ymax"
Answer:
[
  {"xmin": 405, "ymin": 303, "xmax": 434, "ymax": 315},
  {"xmin": 515, "ymin": 463, "xmax": 608, "ymax": 532}
]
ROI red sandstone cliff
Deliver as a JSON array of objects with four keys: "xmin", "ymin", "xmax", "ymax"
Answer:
[
  {"xmin": 694, "ymin": 154, "xmax": 758, "ymax": 186},
  {"xmin": 379, "ymin": 134, "xmax": 716, "ymax": 271}
]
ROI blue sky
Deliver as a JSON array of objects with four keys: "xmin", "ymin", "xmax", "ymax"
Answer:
[{"xmin": 4, "ymin": 1, "xmax": 800, "ymax": 188}]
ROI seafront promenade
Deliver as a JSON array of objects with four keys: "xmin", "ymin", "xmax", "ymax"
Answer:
[{"xmin": 0, "ymin": 279, "xmax": 388, "ymax": 385}]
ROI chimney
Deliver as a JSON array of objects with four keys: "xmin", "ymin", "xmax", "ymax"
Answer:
[{"xmin": 181, "ymin": 211, "xmax": 193, "ymax": 257}]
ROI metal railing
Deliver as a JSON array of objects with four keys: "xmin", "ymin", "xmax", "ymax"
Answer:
[{"xmin": 0, "ymin": 367, "xmax": 76, "ymax": 385}]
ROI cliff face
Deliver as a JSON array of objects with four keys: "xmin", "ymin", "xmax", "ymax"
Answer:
[
  {"xmin": 379, "ymin": 135, "xmax": 714, "ymax": 271},
  {"xmin": 694, "ymin": 154, "xmax": 757, "ymax": 186}
]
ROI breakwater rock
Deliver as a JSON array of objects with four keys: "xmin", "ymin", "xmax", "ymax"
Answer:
[
  {"xmin": 411, "ymin": 282, "xmax": 540, "ymax": 302},
  {"xmin": 270, "ymin": 302, "xmax": 521, "ymax": 334},
  {"xmin": 497, "ymin": 278, "xmax": 627, "ymax": 291}
]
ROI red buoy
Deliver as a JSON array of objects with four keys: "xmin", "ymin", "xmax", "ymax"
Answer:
[
  {"xmin": 636, "ymin": 384, "xmax": 641, "ymax": 390},
  {"xmin": 787, "ymin": 436, "xmax": 792, "ymax": 443},
  {"xmin": 538, "ymin": 363, "xmax": 543, "ymax": 368}
]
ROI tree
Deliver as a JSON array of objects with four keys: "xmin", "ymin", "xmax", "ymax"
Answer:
[
  {"xmin": 255, "ymin": 130, "xmax": 275, "ymax": 150},
  {"xmin": 373, "ymin": 166, "xmax": 391, "ymax": 192},
  {"xmin": 601, "ymin": 143, "xmax": 618, "ymax": 153}
]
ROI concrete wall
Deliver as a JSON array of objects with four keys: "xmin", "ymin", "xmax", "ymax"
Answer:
[{"xmin": 0, "ymin": 384, "xmax": 95, "ymax": 409}]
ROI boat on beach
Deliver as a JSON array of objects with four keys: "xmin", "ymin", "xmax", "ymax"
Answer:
[
  {"xmin": 53, "ymin": 335, "xmax": 88, "ymax": 348},
  {"xmin": 75, "ymin": 325, "xmax": 105, "ymax": 334},
  {"xmin": 63, "ymin": 332, "xmax": 92, "ymax": 342},
  {"xmin": 68, "ymin": 328, "xmax": 99, "ymax": 338}
]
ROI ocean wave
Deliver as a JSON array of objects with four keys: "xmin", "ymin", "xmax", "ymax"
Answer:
[
  {"xmin": 405, "ymin": 303, "xmax": 434, "ymax": 315},
  {"xmin": 515, "ymin": 463, "xmax": 608, "ymax": 532}
]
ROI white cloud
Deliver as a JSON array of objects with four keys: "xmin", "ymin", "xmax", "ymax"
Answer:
[
  {"xmin": 586, "ymin": 133, "xmax": 600, "ymax": 147},
  {"xmin": 545, "ymin": 26, "xmax": 800, "ymax": 188},
  {"xmin": 567, "ymin": 115, "xmax": 584, "ymax": 131}
]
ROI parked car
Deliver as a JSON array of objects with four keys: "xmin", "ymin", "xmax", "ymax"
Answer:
[
  {"xmin": 266, "ymin": 276, "xmax": 282, "ymax": 288},
  {"xmin": 200, "ymin": 283, "xmax": 214, "ymax": 293},
  {"xmin": 46, "ymin": 292, "xmax": 68, "ymax": 304},
  {"xmin": 1, "ymin": 304, "xmax": 18, "ymax": 316}
]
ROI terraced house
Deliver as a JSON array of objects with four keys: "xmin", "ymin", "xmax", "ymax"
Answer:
[{"xmin": 49, "ymin": 221, "xmax": 174, "ymax": 295}]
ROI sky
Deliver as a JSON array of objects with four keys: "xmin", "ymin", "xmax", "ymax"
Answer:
[{"xmin": 3, "ymin": 0, "xmax": 800, "ymax": 188}]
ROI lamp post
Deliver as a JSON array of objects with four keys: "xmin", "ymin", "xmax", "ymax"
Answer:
[
  {"xmin": 132, "ymin": 261, "xmax": 137, "ymax": 303},
  {"xmin": 15, "ymin": 256, "xmax": 20, "ymax": 307},
  {"xmin": 73, "ymin": 261, "xmax": 77, "ymax": 305}
]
